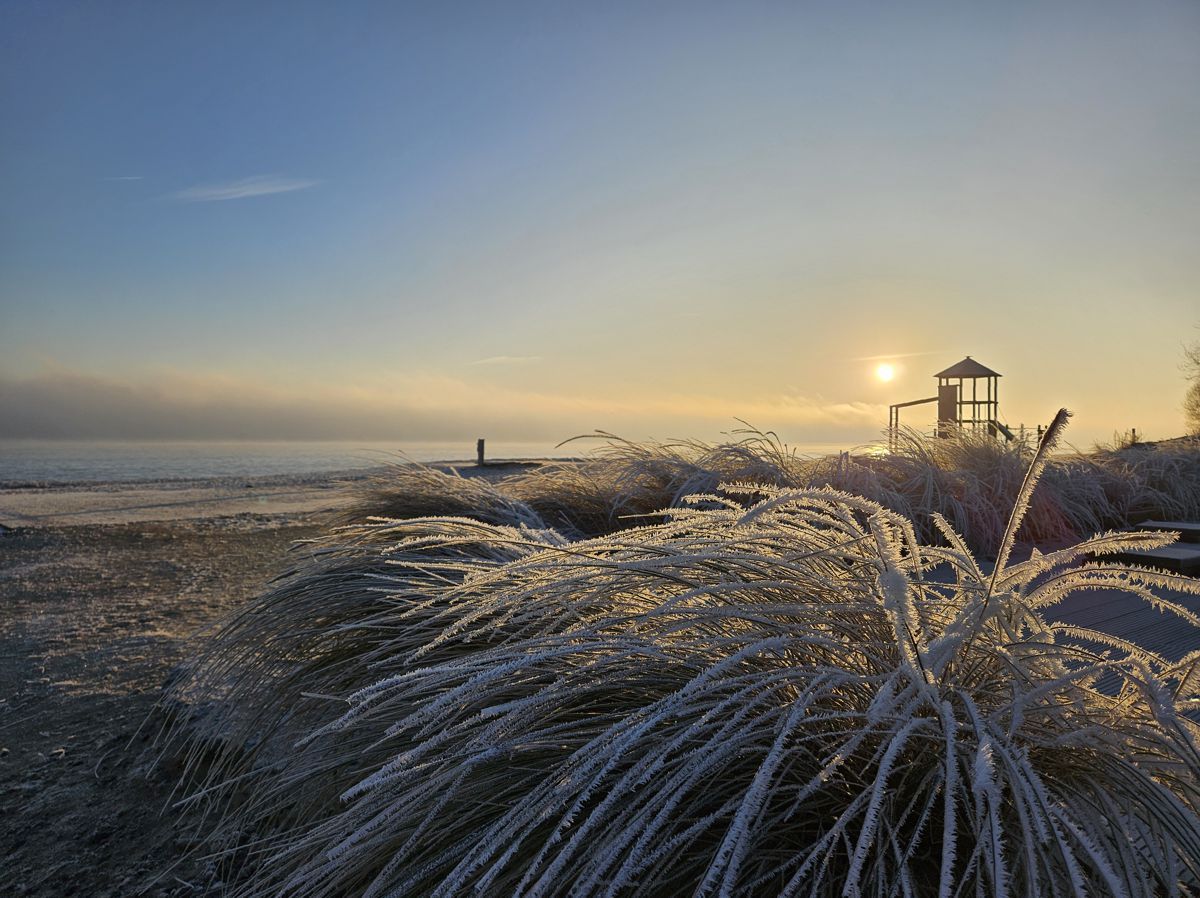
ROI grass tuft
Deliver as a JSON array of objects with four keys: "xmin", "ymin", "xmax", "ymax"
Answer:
[
  {"xmin": 160, "ymin": 414, "xmax": 1200, "ymax": 896},
  {"xmin": 348, "ymin": 427, "xmax": 1200, "ymax": 557}
]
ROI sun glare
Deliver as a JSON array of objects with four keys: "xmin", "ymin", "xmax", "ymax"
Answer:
[{"xmin": 876, "ymin": 362, "xmax": 895, "ymax": 382}]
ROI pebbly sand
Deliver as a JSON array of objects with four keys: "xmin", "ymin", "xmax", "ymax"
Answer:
[{"xmin": 0, "ymin": 462, "xmax": 529, "ymax": 897}]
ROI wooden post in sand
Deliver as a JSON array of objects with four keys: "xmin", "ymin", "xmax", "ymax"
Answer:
[{"xmin": 477, "ymin": 438, "xmax": 486, "ymax": 466}]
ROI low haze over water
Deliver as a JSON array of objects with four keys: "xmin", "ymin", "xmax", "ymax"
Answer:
[
  {"xmin": 4, "ymin": 4, "xmax": 1198, "ymax": 446},
  {"xmin": 0, "ymin": 440, "xmax": 556, "ymax": 484},
  {"xmin": 0, "ymin": 439, "xmax": 859, "ymax": 484}
]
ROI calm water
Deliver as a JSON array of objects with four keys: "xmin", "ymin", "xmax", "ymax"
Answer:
[
  {"xmin": 0, "ymin": 438, "xmax": 857, "ymax": 485},
  {"xmin": 0, "ymin": 440, "xmax": 566, "ymax": 484}
]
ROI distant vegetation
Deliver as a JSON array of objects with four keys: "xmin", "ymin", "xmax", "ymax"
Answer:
[
  {"xmin": 160, "ymin": 414, "xmax": 1200, "ymax": 896},
  {"xmin": 1185, "ymin": 336, "xmax": 1200, "ymax": 435},
  {"xmin": 355, "ymin": 424, "xmax": 1200, "ymax": 558}
]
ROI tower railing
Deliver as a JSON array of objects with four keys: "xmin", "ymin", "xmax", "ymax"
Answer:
[{"xmin": 887, "ymin": 396, "xmax": 938, "ymax": 450}]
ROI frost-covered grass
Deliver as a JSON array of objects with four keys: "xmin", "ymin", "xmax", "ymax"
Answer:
[
  {"xmin": 162, "ymin": 413, "xmax": 1200, "ymax": 896},
  {"xmin": 352, "ymin": 429, "xmax": 1200, "ymax": 557}
]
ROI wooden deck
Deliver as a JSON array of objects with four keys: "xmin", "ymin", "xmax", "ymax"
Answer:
[
  {"xmin": 1048, "ymin": 584, "xmax": 1200, "ymax": 662},
  {"xmin": 928, "ymin": 550, "xmax": 1200, "ymax": 664},
  {"xmin": 1112, "ymin": 545, "xmax": 1200, "ymax": 575},
  {"xmin": 1136, "ymin": 520, "xmax": 1200, "ymax": 543},
  {"xmin": 1082, "ymin": 522, "xmax": 1200, "ymax": 575},
  {"xmin": 1062, "ymin": 522, "xmax": 1200, "ymax": 656}
]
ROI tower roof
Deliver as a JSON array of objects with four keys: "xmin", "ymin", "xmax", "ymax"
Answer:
[{"xmin": 934, "ymin": 356, "xmax": 1001, "ymax": 379}]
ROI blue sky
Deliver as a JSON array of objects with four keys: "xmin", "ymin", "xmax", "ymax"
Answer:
[{"xmin": 2, "ymin": 1, "xmax": 1198, "ymax": 444}]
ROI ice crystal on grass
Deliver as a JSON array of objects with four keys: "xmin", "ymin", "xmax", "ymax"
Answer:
[
  {"xmin": 161, "ymin": 412, "xmax": 1200, "ymax": 896},
  {"xmin": 353, "ymin": 426, "xmax": 1200, "ymax": 558}
]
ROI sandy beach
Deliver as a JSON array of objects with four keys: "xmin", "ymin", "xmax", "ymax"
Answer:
[
  {"xmin": 0, "ymin": 469, "xmax": 372, "ymax": 529},
  {"xmin": 3, "ymin": 457, "xmax": 1199, "ymax": 895},
  {"xmin": 0, "ymin": 462, "xmax": 529, "ymax": 897}
]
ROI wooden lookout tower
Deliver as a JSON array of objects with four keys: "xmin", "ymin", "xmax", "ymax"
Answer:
[
  {"xmin": 935, "ymin": 356, "xmax": 1001, "ymax": 435},
  {"xmin": 889, "ymin": 356, "xmax": 1014, "ymax": 442}
]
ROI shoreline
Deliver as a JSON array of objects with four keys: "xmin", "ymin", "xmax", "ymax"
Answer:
[{"xmin": 0, "ymin": 459, "xmax": 553, "ymax": 528}]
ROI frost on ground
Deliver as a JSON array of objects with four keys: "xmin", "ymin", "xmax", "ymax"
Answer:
[{"xmin": 0, "ymin": 515, "xmax": 324, "ymax": 897}]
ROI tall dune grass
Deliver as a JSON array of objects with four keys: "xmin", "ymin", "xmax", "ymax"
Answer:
[
  {"xmin": 352, "ymin": 429, "xmax": 1200, "ymax": 557},
  {"xmin": 162, "ymin": 413, "xmax": 1200, "ymax": 896},
  {"xmin": 347, "ymin": 462, "xmax": 546, "ymax": 528}
]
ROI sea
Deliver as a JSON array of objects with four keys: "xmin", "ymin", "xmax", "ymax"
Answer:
[
  {"xmin": 0, "ymin": 438, "xmax": 857, "ymax": 485},
  {"xmin": 0, "ymin": 439, "xmax": 565, "ymax": 484}
]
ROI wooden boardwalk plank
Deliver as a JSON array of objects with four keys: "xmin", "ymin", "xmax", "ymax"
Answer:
[
  {"xmin": 1113, "ymin": 546, "xmax": 1200, "ymax": 575},
  {"xmin": 1049, "ymin": 586, "xmax": 1200, "ymax": 661},
  {"xmin": 1136, "ymin": 520, "xmax": 1200, "ymax": 543}
]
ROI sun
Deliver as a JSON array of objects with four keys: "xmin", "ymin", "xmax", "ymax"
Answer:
[{"xmin": 875, "ymin": 362, "xmax": 895, "ymax": 382}]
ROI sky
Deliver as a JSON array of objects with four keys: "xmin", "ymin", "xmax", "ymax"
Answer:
[{"xmin": 2, "ymin": 0, "xmax": 1198, "ymax": 447}]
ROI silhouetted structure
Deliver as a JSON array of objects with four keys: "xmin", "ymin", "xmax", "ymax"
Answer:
[{"xmin": 889, "ymin": 356, "xmax": 1013, "ymax": 445}]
